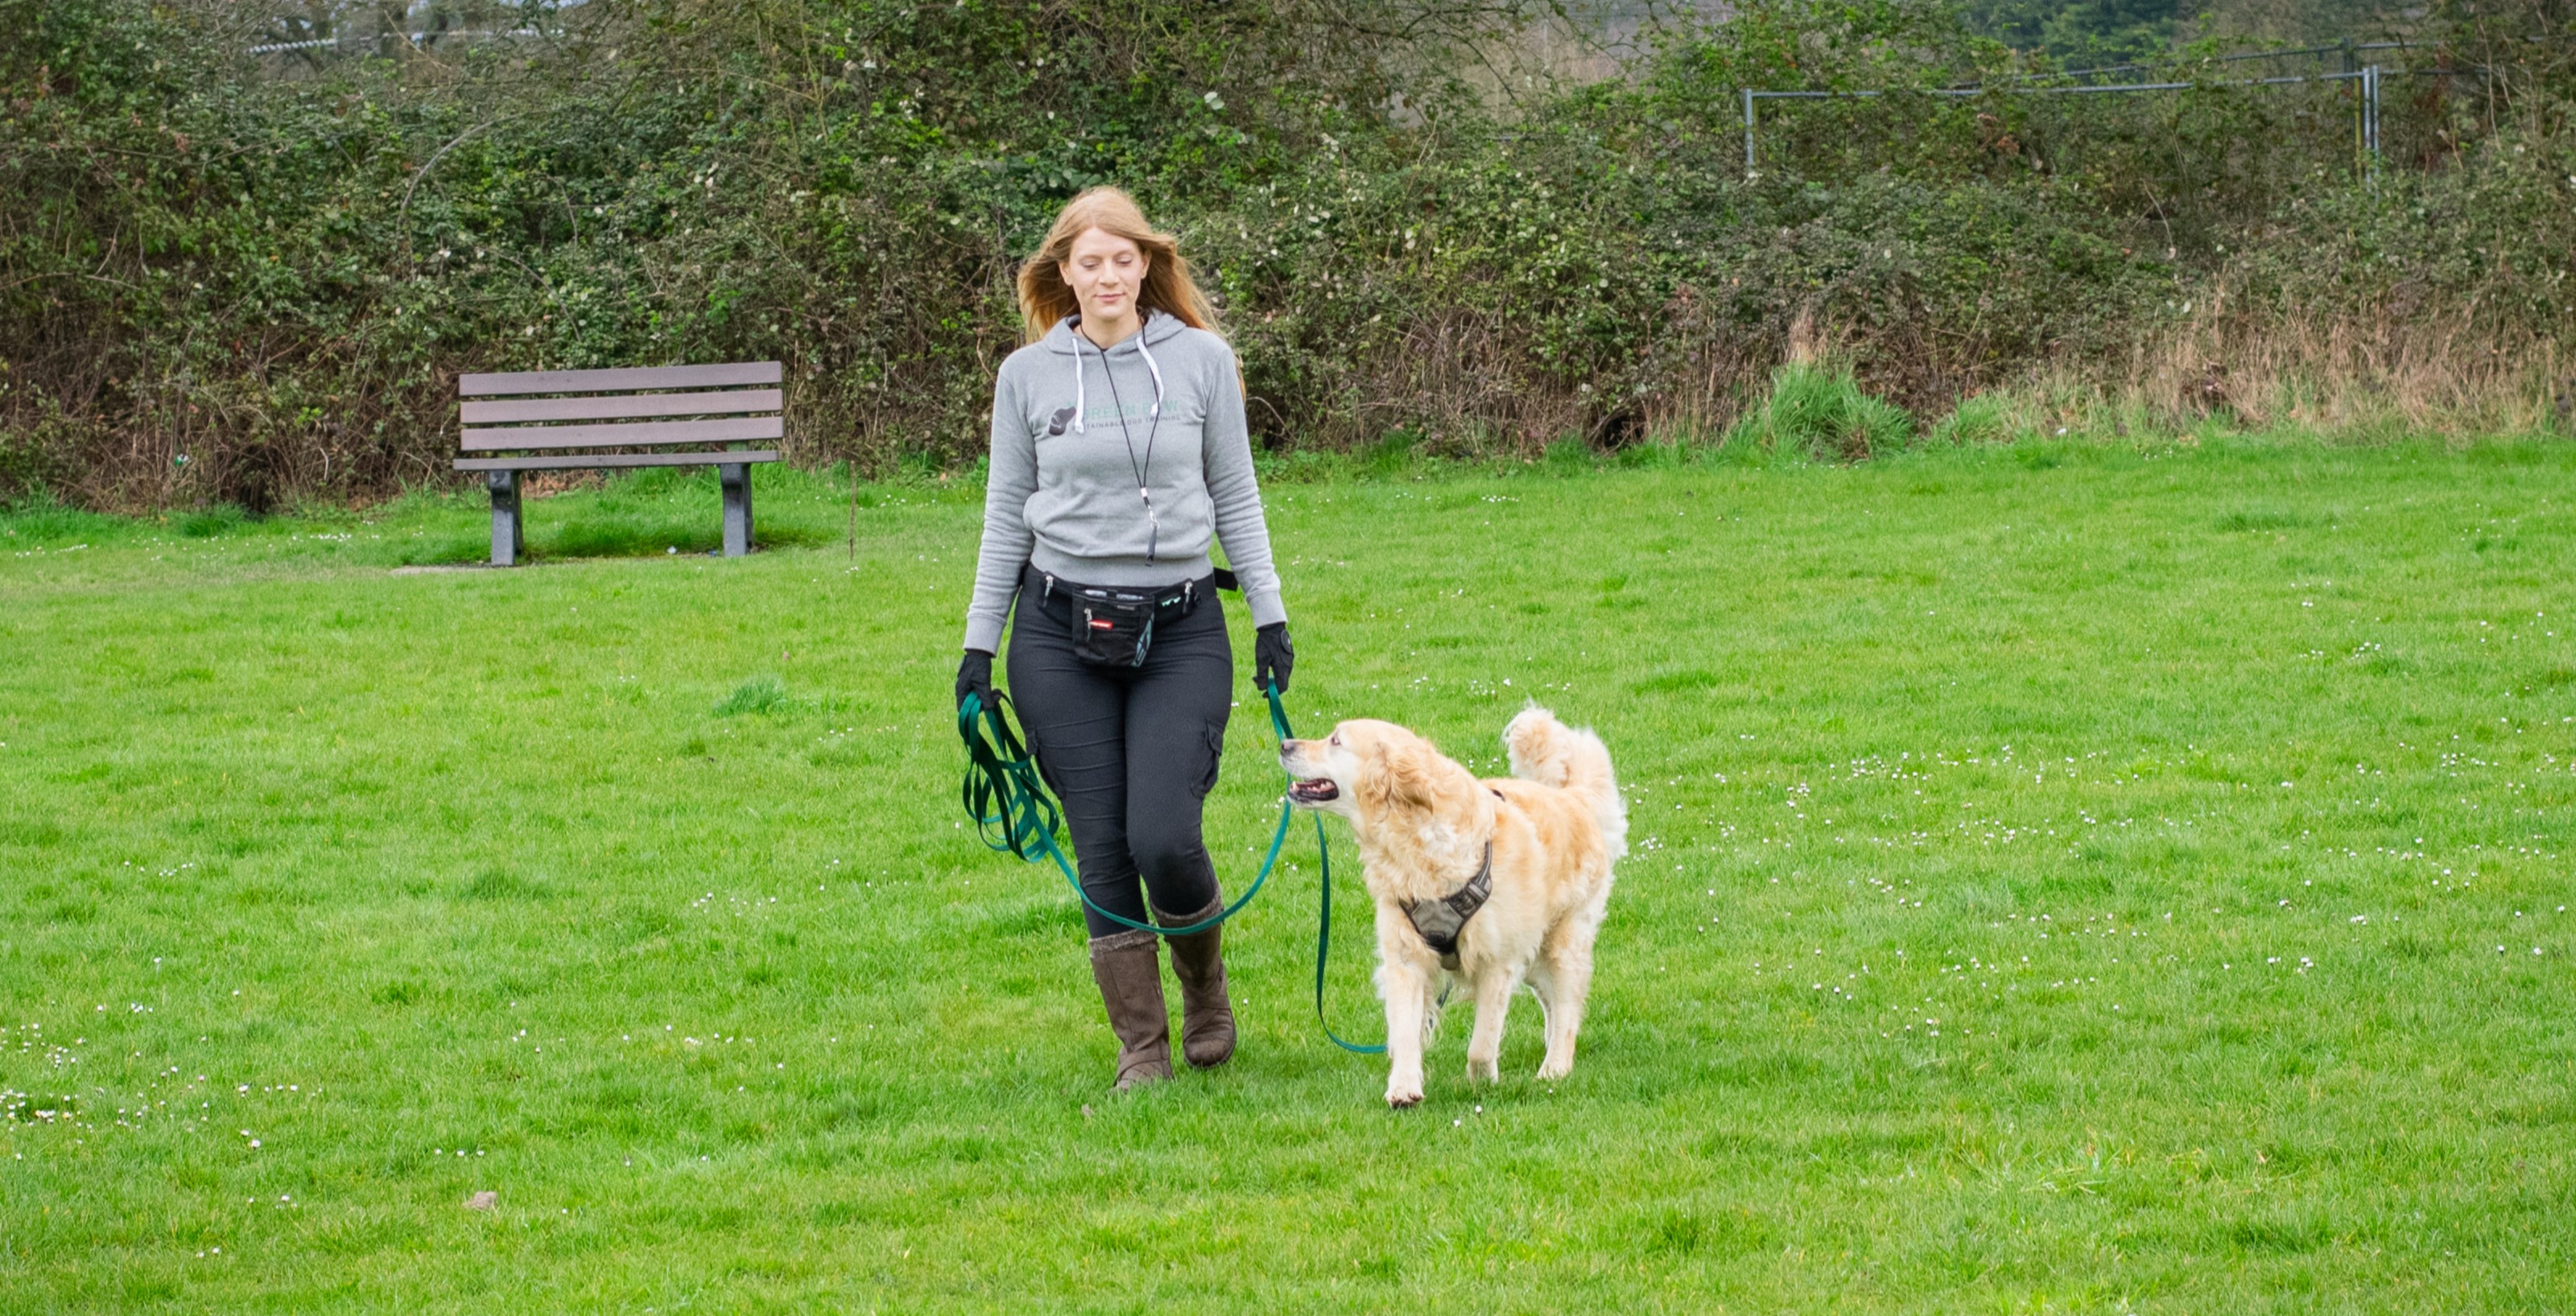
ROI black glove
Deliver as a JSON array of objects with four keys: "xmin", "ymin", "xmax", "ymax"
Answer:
[
  {"xmin": 1253, "ymin": 623, "xmax": 1294, "ymax": 695},
  {"xmin": 956, "ymin": 649, "xmax": 996, "ymax": 713}
]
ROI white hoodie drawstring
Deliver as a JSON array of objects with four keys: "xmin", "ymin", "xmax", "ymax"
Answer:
[
  {"xmin": 1064, "ymin": 312, "xmax": 1167, "ymax": 434},
  {"xmin": 1067, "ymin": 328, "xmax": 1087, "ymax": 434},
  {"xmin": 1133, "ymin": 328, "xmax": 1166, "ymax": 417}
]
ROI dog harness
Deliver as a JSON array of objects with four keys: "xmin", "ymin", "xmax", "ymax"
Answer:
[{"xmin": 1404, "ymin": 802, "xmax": 1500, "ymax": 972}]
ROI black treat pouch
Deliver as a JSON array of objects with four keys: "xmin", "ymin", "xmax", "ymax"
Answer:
[
  {"xmin": 1070, "ymin": 585, "xmax": 1158, "ymax": 668},
  {"xmin": 1030, "ymin": 568, "xmax": 1205, "ymax": 669}
]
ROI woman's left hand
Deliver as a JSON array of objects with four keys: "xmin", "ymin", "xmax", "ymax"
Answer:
[{"xmin": 1254, "ymin": 623, "xmax": 1294, "ymax": 695}]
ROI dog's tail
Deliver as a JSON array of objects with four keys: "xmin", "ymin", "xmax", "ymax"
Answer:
[{"xmin": 1504, "ymin": 706, "xmax": 1626, "ymax": 861}]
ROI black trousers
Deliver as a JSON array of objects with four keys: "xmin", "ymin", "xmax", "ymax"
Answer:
[{"xmin": 1006, "ymin": 566, "xmax": 1233, "ymax": 938}]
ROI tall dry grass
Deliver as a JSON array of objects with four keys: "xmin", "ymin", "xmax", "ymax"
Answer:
[
  {"xmin": 1653, "ymin": 295, "xmax": 2575, "ymax": 454},
  {"xmin": 2120, "ymin": 295, "xmax": 2572, "ymax": 439}
]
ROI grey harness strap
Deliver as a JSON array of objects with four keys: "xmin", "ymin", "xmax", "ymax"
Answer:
[{"xmin": 1403, "ymin": 840, "xmax": 1494, "ymax": 973}]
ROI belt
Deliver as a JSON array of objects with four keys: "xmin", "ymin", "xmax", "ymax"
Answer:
[{"xmin": 1021, "ymin": 562, "xmax": 1216, "ymax": 627}]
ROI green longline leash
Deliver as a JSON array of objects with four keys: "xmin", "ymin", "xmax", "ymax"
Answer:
[{"xmin": 957, "ymin": 683, "xmax": 1386, "ymax": 1055}]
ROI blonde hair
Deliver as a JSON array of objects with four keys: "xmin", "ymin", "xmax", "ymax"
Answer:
[{"xmin": 1017, "ymin": 188, "xmax": 1220, "ymax": 344}]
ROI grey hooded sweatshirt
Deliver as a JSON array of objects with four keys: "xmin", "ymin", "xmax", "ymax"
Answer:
[{"xmin": 963, "ymin": 311, "xmax": 1286, "ymax": 654}]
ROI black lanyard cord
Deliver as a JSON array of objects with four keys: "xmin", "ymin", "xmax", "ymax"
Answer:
[{"xmin": 1090, "ymin": 334, "xmax": 1162, "ymax": 564}]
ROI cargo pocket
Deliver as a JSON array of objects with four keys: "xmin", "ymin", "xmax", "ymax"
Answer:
[{"xmin": 1192, "ymin": 720, "xmax": 1227, "ymax": 798}]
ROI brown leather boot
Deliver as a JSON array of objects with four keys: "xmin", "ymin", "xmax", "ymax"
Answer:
[
  {"xmin": 1156, "ymin": 895, "xmax": 1236, "ymax": 1069},
  {"xmin": 1088, "ymin": 929, "xmax": 1172, "ymax": 1091}
]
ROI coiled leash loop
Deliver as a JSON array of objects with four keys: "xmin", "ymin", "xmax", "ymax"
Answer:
[
  {"xmin": 957, "ymin": 683, "xmax": 1384, "ymax": 1053},
  {"xmin": 957, "ymin": 685, "xmax": 1289, "ymax": 938}
]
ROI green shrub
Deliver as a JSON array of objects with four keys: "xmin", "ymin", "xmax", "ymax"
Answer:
[
  {"xmin": 1927, "ymin": 394, "xmax": 2022, "ymax": 447},
  {"xmin": 714, "ymin": 676, "xmax": 789, "ymax": 719},
  {"xmin": 1723, "ymin": 361, "xmax": 1916, "ymax": 460},
  {"xmin": 0, "ymin": 489, "xmax": 122, "ymax": 543}
]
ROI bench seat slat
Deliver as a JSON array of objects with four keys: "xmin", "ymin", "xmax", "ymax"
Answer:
[
  {"xmin": 461, "ymin": 388, "xmax": 782, "ymax": 425},
  {"xmin": 460, "ymin": 415, "xmax": 782, "ymax": 452},
  {"xmin": 460, "ymin": 361, "xmax": 781, "ymax": 396},
  {"xmin": 456, "ymin": 451, "xmax": 781, "ymax": 472}
]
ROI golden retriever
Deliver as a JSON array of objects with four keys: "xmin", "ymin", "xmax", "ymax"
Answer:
[{"xmin": 1281, "ymin": 708, "xmax": 1624, "ymax": 1107}]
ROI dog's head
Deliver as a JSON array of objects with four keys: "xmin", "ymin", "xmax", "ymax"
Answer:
[{"xmin": 1281, "ymin": 719, "xmax": 1484, "ymax": 830}]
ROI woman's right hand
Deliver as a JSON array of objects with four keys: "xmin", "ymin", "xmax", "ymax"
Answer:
[{"xmin": 956, "ymin": 649, "xmax": 997, "ymax": 713}]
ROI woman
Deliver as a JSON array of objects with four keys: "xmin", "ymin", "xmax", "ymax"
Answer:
[{"xmin": 956, "ymin": 187, "xmax": 1294, "ymax": 1091}]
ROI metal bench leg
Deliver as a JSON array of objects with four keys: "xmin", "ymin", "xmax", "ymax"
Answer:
[
  {"xmin": 487, "ymin": 469, "xmax": 522, "ymax": 567},
  {"xmin": 720, "ymin": 462, "xmax": 751, "ymax": 557}
]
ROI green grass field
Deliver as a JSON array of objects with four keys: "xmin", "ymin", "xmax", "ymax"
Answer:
[{"xmin": 4, "ymin": 439, "xmax": 2573, "ymax": 1312}]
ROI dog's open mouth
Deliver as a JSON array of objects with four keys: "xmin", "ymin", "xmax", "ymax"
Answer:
[{"xmin": 1287, "ymin": 777, "xmax": 1340, "ymax": 804}]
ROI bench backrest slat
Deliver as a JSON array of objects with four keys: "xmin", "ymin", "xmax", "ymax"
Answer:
[
  {"xmin": 456, "ymin": 361, "xmax": 782, "ymax": 456},
  {"xmin": 460, "ymin": 415, "xmax": 782, "ymax": 453},
  {"xmin": 460, "ymin": 361, "xmax": 780, "ymax": 396},
  {"xmin": 460, "ymin": 388, "xmax": 782, "ymax": 426}
]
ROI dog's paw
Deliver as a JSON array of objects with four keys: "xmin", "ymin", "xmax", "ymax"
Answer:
[
  {"xmin": 1535, "ymin": 1056, "xmax": 1574, "ymax": 1081},
  {"xmin": 1465, "ymin": 1055, "xmax": 1500, "ymax": 1083},
  {"xmin": 1385, "ymin": 1083, "xmax": 1424, "ymax": 1109}
]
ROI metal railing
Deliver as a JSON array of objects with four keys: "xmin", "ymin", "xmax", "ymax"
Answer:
[{"xmin": 1739, "ymin": 57, "xmax": 2500, "ymax": 175}]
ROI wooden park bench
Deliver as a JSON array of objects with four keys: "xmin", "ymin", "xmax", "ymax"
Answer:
[{"xmin": 454, "ymin": 361, "xmax": 783, "ymax": 566}]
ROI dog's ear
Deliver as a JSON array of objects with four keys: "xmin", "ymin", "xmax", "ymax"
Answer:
[{"xmin": 1362, "ymin": 736, "xmax": 1437, "ymax": 814}]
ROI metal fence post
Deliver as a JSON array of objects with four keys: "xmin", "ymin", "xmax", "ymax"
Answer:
[
  {"xmin": 1741, "ymin": 89, "xmax": 1761, "ymax": 177},
  {"xmin": 1743, "ymin": 88, "xmax": 1757, "ymax": 177},
  {"xmin": 2364, "ymin": 64, "xmax": 2381, "ymax": 163}
]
